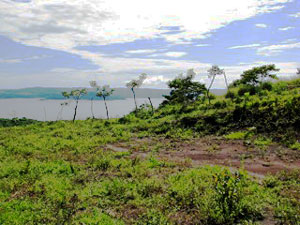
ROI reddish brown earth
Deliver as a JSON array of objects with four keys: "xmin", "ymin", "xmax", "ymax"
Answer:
[{"xmin": 106, "ymin": 136, "xmax": 300, "ymax": 179}]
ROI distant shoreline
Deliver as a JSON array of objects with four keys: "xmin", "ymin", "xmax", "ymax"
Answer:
[{"xmin": 0, "ymin": 87, "xmax": 226, "ymax": 100}]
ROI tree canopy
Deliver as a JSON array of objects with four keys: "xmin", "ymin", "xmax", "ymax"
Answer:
[
  {"xmin": 164, "ymin": 69, "xmax": 207, "ymax": 104},
  {"xmin": 238, "ymin": 64, "xmax": 279, "ymax": 86}
]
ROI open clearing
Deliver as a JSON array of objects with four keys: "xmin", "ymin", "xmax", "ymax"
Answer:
[{"xmin": 106, "ymin": 136, "xmax": 300, "ymax": 179}]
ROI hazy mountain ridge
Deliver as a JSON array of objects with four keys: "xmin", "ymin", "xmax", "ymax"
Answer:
[{"xmin": 0, "ymin": 87, "xmax": 227, "ymax": 100}]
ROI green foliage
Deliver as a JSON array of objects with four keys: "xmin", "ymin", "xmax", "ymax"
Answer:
[
  {"xmin": 163, "ymin": 71, "xmax": 207, "ymax": 105},
  {"xmin": 239, "ymin": 64, "xmax": 279, "ymax": 86},
  {"xmin": 1, "ymin": 66, "xmax": 300, "ymax": 224},
  {"xmin": 253, "ymin": 136, "xmax": 272, "ymax": 148},
  {"xmin": 62, "ymin": 88, "xmax": 88, "ymax": 100},
  {"xmin": 96, "ymin": 86, "xmax": 115, "ymax": 99},
  {"xmin": 225, "ymin": 90, "xmax": 237, "ymax": 99},
  {"xmin": 224, "ymin": 131, "xmax": 247, "ymax": 140},
  {"xmin": 0, "ymin": 118, "xmax": 38, "ymax": 127},
  {"xmin": 0, "ymin": 118, "xmax": 299, "ymax": 224},
  {"xmin": 167, "ymin": 167, "xmax": 266, "ymax": 224},
  {"xmin": 62, "ymin": 88, "xmax": 88, "ymax": 121},
  {"xmin": 264, "ymin": 170, "xmax": 300, "ymax": 225},
  {"xmin": 289, "ymin": 141, "xmax": 300, "ymax": 150}
]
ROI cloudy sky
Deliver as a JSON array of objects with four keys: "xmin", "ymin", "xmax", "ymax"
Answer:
[{"xmin": 0, "ymin": 0, "xmax": 299, "ymax": 89}]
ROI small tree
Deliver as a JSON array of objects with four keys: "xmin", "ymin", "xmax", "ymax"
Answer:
[
  {"xmin": 207, "ymin": 65, "xmax": 228, "ymax": 104},
  {"xmin": 96, "ymin": 85, "xmax": 114, "ymax": 119},
  {"xmin": 207, "ymin": 65, "xmax": 228, "ymax": 90},
  {"xmin": 148, "ymin": 97, "xmax": 154, "ymax": 115},
  {"xmin": 62, "ymin": 89, "xmax": 87, "ymax": 122},
  {"xmin": 126, "ymin": 73, "xmax": 147, "ymax": 111},
  {"xmin": 164, "ymin": 69, "xmax": 207, "ymax": 105},
  {"xmin": 239, "ymin": 64, "xmax": 279, "ymax": 86}
]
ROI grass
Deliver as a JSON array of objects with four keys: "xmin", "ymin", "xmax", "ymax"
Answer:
[
  {"xmin": 0, "ymin": 119, "xmax": 299, "ymax": 224},
  {"xmin": 290, "ymin": 141, "xmax": 300, "ymax": 151},
  {"xmin": 1, "ymin": 78, "xmax": 300, "ymax": 224},
  {"xmin": 224, "ymin": 131, "xmax": 248, "ymax": 140}
]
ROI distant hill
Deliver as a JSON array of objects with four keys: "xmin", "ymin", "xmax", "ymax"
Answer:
[{"xmin": 0, "ymin": 87, "xmax": 226, "ymax": 100}]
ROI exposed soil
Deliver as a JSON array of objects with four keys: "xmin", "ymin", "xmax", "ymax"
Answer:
[{"xmin": 106, "ymin": 136, "xmax": 300, "ymax": 179}]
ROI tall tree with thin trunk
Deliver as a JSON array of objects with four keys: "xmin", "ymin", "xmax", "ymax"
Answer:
[
  {"xmin": 62, "ymin": 89, "xmax": 87, "ymax": 122},
  {"xmin": 148, "ymin": 97, "xmax": 154, "ymax": 115},
  {"xmin": 126, "ymin": 73, "xmax": 147, "ymax": 111},
  {"xmin": 207, "ymin": 65, "xmax": 227, "ymax": 104},
  {"xmin": 96, "ymin": 85, "xmax": 114, "ymax": 119}
]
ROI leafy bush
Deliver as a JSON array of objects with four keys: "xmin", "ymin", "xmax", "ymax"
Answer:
[
  {"xmin": 163, "ymin": 69, "xmax": 207, "ymax": 105},
  {"xmin": 0, "ymin": 118, "xmax": 38, "ymax": 127},
  {"xmin": 224, "ymin": 131, "xmax": 247, "ymax": 140}
]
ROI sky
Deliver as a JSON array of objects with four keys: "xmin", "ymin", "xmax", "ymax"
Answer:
[{"xmin": 0, "ymin": 0, "xmax": 299, "ymax": 89}]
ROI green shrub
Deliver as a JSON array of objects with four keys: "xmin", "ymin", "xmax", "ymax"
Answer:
[
  {"xmin": 224, "ymin": 131, "xmax": 247, "ymax": 140},
  {"xmin": 225, "ymin": 90, "xmax": 237, "ymax": 99}
]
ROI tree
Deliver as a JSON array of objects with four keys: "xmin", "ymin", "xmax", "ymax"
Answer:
[
  {"xmin": 126, "ymin": 73, "xmax": 147, "ymax": 111},
  {"xmin": 207, "ymin": 65, "xmax": 228, "ymax": 104},
  {"xmin": 62, "ymin": 89, "xmax": 87, "ymax": 122},
  {"xmin": 207, "ymin": 65, "xmax": 228, "ymax": 90},
  {"xmin": 164, "ymin": 69, "xmax": 207, "ymax": 104},
  {"xmin": 297, "ymin": 68, "xmax": 300, "ymax": 76},
  {"xmin": 239, "ymin": 64, "xmax": 279, "ymax": 86},
  {"xmin": 96, "ymin": 85, "xmax": 114, "ymax": 119},
  {"xmin": 148, "ymin": 97, "xmax": 154, "ymax": 115}
]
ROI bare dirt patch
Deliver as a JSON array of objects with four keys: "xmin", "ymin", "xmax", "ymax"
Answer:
[{"xmin": 106, "ymin": 136, "xmax": 300, "ymax": 178}]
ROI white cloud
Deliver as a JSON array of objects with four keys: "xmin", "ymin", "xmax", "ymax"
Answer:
[
  {"xmin": 1, "ymin": 60, "xmax": 299, "ymax": 89},
  {"xmin": 281, "ymin": 38, "xmax": 298, "ymax": 43},
  {"xmin": 163, "ymin": 52, "xmax": 187, "ymax": 58},
  {"xmin": 229, "ymin": 44, "xmax": 261, "ymax": 49},
  {"xmin": 144, "ymin": 75, "xmax": 170, "ymax": 86},
  {"xmin": 255, "ymin": 23, "xmax": 268, "ymax": 28},
  {"xmin": 195, "ymin": 44, "xmax": 211, "ymax": 47},
  {"xmin": 257, "ymin": 42, "xmax": 300, "ymax": 56},
  {"xmin": 278, "ymin": 26, "xmax": 295, "ymax": 31},
  {"xmin": 0, "ymin": 58, "xmax": 22, "ymax": 64},
  {"xmin": 0, "ymin": 0, "xmax": 290, "ymax": 51},
  {"xmin": 125, "ymin": 49, "xmax": 157, "ymax": 54},
  {"xmin": 0, "ymin": 0, "xmax": 294, "ymax": 88},
  {"xmin": 290, "ymin": 12, "xmax": 300, "ymax": 18},
  {"xmin": 0, "ymin": 55, "xmax": 49, "ymax": 64}
]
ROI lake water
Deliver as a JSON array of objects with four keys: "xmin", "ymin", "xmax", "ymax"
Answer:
[{"xmin": 0, "ymin": 98, "xmax": 164, "ymax": 121}]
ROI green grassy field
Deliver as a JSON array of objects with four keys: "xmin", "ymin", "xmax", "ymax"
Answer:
[{"xmin": 1, "ymin": 76, "xmax": 300, "ymax": 224}]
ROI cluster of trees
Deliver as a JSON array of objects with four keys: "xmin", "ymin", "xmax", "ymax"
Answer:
[
  {"xmin": 60, "ymin": 74, "xmax": 149, "ymax": 122},
  {"xmin": 163, "ymin": 64, "xmax": 292, "ymax": 106},
  {"xmin": 59, "ymin": 65, "xmax": 299, "ymax": 121},
  {"xmin": 163, "ymin": 65, "xmax": 229, "ymax": 105}
]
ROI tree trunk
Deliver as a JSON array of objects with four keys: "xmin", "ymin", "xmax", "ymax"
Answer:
[
  {"xmin": 73, "ymin": 100, "xmax": 79, "ymax": 122},
  {"xmin": 207, "ymin": 75, "xmax": 216, "ymax": 104},
  {"xmin": 104, "ymin": 97, "xmax": 109, "ymax": 120},
  {"xmin": 90, "ymin": 97, "xmax": 95, "ymax": 119},
  {"xmin": 132, "ymin": 88, "xmax": 138, "ymax": 111},
  {"xmin": 148, "ymin": 97, "xmax": 154, "ymax": 115}
]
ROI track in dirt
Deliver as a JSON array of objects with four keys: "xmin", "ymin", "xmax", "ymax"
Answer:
[{"xmin": 105, "ymin": 136, "xmax": 300, "ymax": 179}]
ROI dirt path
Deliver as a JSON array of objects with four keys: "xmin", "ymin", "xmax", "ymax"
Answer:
[{"xmin": 106, "ymin": 136, "xmax": 300, "ymax": 178}]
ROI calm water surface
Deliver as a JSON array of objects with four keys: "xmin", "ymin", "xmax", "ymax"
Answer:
[{"xmin": 0, "ymin": 98, "xmax": 164, "ymax": 121}]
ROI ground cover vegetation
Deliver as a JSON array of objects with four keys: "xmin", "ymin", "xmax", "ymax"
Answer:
[{"xmin": 0, "ymin": 65, "xmax": 299, "ymax": 224}]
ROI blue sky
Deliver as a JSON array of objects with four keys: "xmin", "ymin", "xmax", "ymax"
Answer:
[{"xmin": 0, "ymin": 0, "xmax": 299, "ymax": 89}]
